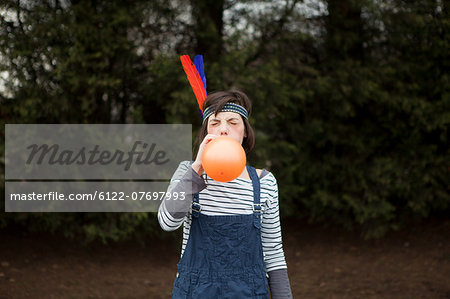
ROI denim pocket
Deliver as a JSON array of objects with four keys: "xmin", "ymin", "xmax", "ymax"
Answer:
[{"xmin": 207, "ymin": 221, "xmax": 248, "ymax": 247}]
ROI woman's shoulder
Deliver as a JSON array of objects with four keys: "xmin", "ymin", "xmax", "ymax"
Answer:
[
  {"xmin": 258, "ymin": 168, "xmax": 277, "ymax": 183},
  {"xmin": 172, "ymin": 160, "xmax": 191, "ymax": 173},
  {"xmin": 258, "ymin": 169, "xmax": 278, "ymax": 199},
  {"xmin": 256, "ymin": 168, "xmax": 263, "ymax": 177},
  {"xmin": 178, "ymin": 160, "xmax": 193, "ymax": 168},
  {"xmin": 170, "ymin": 161, "xmax": 193, "ymax": 181}
]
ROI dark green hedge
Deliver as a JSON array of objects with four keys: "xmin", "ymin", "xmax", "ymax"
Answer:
[{"xmin": 1, "ymin": 0, "xmax": 448, "ymax": 242}]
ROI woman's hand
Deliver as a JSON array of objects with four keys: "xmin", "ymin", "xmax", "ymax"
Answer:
[{"xmin": 191, "ymin": 134, "xmax": 219, "ymax": 175}]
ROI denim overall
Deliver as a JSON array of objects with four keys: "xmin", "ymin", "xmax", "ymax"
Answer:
[{"xmin": 171, "ymin": 166, "xmax": 270, "ymax": 298}]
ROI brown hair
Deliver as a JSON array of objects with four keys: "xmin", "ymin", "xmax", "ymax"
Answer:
[{"xmin": 194, "ymin": 90, "xmax": 255, "ymax": 156}]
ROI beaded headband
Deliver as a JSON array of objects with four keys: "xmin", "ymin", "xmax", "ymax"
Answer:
[
  {"xmin": 202, "ymin": 103, "xmax": 249, "ymax": 123},
  {"xmin": 180, "ymin": 54, "xmax": 249, "ymax": 123}
]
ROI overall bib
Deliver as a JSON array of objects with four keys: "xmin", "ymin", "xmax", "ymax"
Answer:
[{"xmin": 172, "ymin": 166, "xmax": 270, "ymax": 299}]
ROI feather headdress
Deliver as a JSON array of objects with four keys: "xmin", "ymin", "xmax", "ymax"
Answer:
[{"xmin": 180, "ymin": 55, "xmax": 207, "ymax": 115}]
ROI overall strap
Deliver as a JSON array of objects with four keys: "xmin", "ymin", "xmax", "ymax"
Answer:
[
  {"xmin": 190, "ymin": 161, "xmax": 201, "ymax": 218},
  {"xmin": 247, "ymin": 166, "xmax": 262, "ymax": 228},
  {"xmin": 192, "ymin": 193, "xmax": 201, "ymax": 218}
]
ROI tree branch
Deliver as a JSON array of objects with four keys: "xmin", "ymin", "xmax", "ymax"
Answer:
[{"xmin": 244, "ymin": 0, "xmax": 302, "ymax": 67}]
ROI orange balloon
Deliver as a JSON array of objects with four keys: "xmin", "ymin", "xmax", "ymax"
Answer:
[{"xmin": 202, "ymin": 136, "xmax": 246, "ymax": 182}]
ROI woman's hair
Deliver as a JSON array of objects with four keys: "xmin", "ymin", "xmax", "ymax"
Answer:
[{"xmin": 195, "ymin": 90, "xmax": 255, "ymax": 156}]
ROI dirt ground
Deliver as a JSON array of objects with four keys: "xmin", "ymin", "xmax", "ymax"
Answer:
[{"xmin": 0, "ymin": 217, "xmax": 449, "ymax": 299}]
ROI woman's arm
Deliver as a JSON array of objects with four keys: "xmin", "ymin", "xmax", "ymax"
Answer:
[
  {"xmin": 268, "ymin": 269, "xmax": 292, "ymax": 299},
  {"xmin": 158, "ymin": 134, "xmax": 217, "ymax": 231},
  {"xmin": 157, "ymin": 161, "xmax": 206, "ymax": 231},
  {"xmin": 261, "ymin": 173, "xmax": 293, "ymax": 298}
]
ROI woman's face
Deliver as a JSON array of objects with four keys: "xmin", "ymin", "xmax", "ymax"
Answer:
[{"xmin": 207, "ymin": 111, "xmax": 246, "ymax": 144}]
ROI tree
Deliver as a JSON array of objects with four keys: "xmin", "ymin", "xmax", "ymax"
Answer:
[
  {"xmin": 0, "ymin": 0, "xmax": 187, "ymax": 243},
  {"xmin": 1, "ymin": 0, "xmax": 448, "ymax": 241}
]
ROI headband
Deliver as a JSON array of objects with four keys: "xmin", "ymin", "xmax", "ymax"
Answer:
[
  {"xmin": 180, "ymin": 55, "xmax": 249, "ymax": 122},
  {"xmin": 202, "ymin": 103, "xmax": 249, "ymax": 123}
]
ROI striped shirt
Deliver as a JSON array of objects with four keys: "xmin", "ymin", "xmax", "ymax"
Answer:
[{"xmin": 158, "ymin": 161, "xmax": 288, "ymax": 273}]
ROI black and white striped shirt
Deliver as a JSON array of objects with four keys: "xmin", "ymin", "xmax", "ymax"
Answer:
[{"xmin": 158, "ymin": 161, "xmax": 288, "ymax": 272}]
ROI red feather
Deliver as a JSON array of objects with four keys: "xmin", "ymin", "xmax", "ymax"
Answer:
[{"xmin": 180, "ymin": 55, "xmax": 207, "ymax": 112}]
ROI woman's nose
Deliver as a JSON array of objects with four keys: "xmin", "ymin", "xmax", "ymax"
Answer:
[{"xmin": 219, "ymin": 123, "xmax": 229, "ymax": 135}]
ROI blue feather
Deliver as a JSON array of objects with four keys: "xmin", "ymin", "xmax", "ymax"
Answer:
[{"xmin": 194, "ymin": 55, "xmax": 207, "ymax": 95}]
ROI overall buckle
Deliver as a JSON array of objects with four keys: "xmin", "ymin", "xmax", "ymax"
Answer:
[
  {"xmin": 253, "ymin": 203, "xmax": 262, "ymax": 213},
  {"xmin": 192, "ymin": 202, "xmax": 202, "ymax": 213}
]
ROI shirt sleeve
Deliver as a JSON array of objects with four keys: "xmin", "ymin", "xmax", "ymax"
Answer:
[
  {"xmin": 157, "ymin": 161, "xmax": 206, "ymax": 231},
  {"xmin": 261, "ymin": 173, "xmax": 288, "ymax": 272},
  {"xmin": 267, "ymin": 268, "xmax": 293, "ymax": 299}
]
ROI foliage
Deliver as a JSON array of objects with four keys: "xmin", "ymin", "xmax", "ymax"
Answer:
[{"xmin": 0, "ymin": 0, "xmax": 448, "ymax": 242}]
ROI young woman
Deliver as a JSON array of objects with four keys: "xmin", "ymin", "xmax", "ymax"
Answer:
[{"xmin": 158, "ymin": 90, "xmax": 292, "ymax": 298}]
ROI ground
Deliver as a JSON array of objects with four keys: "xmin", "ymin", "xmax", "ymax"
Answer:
[{"xmin": 0, "ymin": 217, "xmax": 449, "ymax": 299}]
